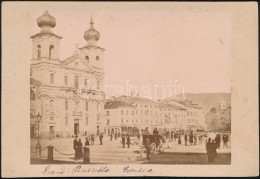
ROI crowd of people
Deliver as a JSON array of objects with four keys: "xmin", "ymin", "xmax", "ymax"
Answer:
[{"xmin": 72, "ymin": 128, "xmax": 230, "ymax": 163}]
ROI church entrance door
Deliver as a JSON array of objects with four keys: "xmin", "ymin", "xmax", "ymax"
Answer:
[{"xmin": 74, "ymin": 123, "xmax": 79, "ymax": 136}]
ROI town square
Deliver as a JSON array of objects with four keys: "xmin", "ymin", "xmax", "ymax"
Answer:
[{"xmin": 30, "ymin": 10, "xmax": 231, "ymax": 165}]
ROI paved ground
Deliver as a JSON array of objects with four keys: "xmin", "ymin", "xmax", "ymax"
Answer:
[{"xmin": 31, "ymin": 136, "xmax": 231, "ymax": 164}]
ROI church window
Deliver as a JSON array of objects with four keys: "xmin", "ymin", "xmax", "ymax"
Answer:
[
  {"xmin": 50, "ymin": 100, "xmax": 54, "ymax": 109},
  {"xmin": 50, "ymin": 73, "xmax": 54, "ymax": 84},
  {"xmin": 85, "ymin": 101, "xmax": 88, "ymax": 111},
  {"xmin": 64, "ymin": 76, "xmax": 68, "ymax": 85},
  {"xmin": 84, "ymin": 79, "xmax": 88, "ymax": 87},
  {"xmin": 74, "ymin": 76, "xmax": 79, "ymax": 89},
  {"xmin": 85, "ymin": 56, "xmax": 89, "ymax": 63},
  {"xmin": 49, "ymin": 45, "xmax": 54, "ymax": 59},
  {"xmin": 65, "ymin": 101, "xmax": 68, "ymax": 110},
  {"xmin": 37, "ymin": 45, "xmax": 41, "ymax": 59},
  {"xmin": 121, "ymin": 110, "xmax": 124, "ymax": 115},
  {"xmin": 96, "ymin": 56, "xmax": 99, "ymax": 61}
]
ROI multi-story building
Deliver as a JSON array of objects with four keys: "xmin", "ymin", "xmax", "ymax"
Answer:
[
  {"xmin": 162, "ymin": 98, "xmax": 206, "ymax": 131},
  {"xmin": 30, "ymin": 11, "xmax": 105, "ymax": 138},
  {"xmin": 104, "ymin": 95, "xmax": 205, "ymax": 135},
  {"xmin": 205, "ymin": 100, "xmax": 231, "ymax": 132}
]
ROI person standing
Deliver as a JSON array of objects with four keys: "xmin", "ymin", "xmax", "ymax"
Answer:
[
  {"xmin": 99, "ymin": 133, "xmax": 103, "ymax": 145},
  {"xmin": 115, "ymin": 133, "xmax": 117, "ymax": 140},
  {"xmin": 223, "ymin": 134, "xmax": 228, "ymax": 149},
  {"xmin": 85, "ymin": 137, "xmax": 90, "ymax": 146},
  {"xmin": 73, "ymin": 136, "xmax": 78, "ymax": 159},
  {"xmin": 184, "ymin": 134, "xmax": 188, "ymax": 146},
  {"xmin": 194, "ymin": 135, "xmax": 197, "ymax": 145},
  {"xmin": 91, "ymin": 134, "xmax": 95, "ymax": 145},
  {"xmin": 137, "ymin": 133, "xmax": 140, "ymax": 140},
  {"xmin": 122, "ymin": 135, "xmax": 126, "ymax": 148},
  {"xmin": 145, "ymin": 138, "xmax": 151, "ymax": 160},
  {"xmin": 77, "ymin": 139, "xmax": 83, "ymax": 159},
  {"xmin": 199, "ymin": 135, "xmax": 202, "ymax": 145},
  {"xmin": 189, "ymin": 132, "xmax": 193, "ymax": 145},
  {"xmin": 127, "ymin": 135, "xmax": 131, "ymax": 148},
  {"xmin": 206, "ymin": 138, "xmax": 217, "ymax": 162},
  {"xmin": 110, "ymin": 133, "xmax": 113, "ymax": 141},
  {"xmin": 178, "ymin": 135, "xmax": 181, "ymax": 144}
]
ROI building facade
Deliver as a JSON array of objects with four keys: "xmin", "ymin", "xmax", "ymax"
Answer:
[
  {"xmin": 104, "ymin": 96, "xmax": 206, "ymax": 135},
  {"xmin": 30, "ymin": 11, "xmax": 105, "ymax": 138},
  {"xmin": 205, "ymin": 100, "xmax": 231, "ymax": 132}
]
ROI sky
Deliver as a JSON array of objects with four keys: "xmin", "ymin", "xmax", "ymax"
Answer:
[{"xmin": 29, "ymin": 8, "xmax": 232, "ymax": 99}]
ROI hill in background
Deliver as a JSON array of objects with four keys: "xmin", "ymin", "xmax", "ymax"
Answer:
[{"xmin": 176, "ymin": 93, "xmax": 231, "ymax": 112}]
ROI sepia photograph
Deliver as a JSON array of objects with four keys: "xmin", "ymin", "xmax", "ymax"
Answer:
[
  {"xmin": 29, "ymin": 8, "xmax": 231, "ymax": 165},
  {"xmin": 2, "ymin": 1, "xmax": 258, "ymax": 177}
]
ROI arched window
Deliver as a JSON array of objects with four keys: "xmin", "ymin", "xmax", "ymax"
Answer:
[
  {"xmin": 50, "ymin": 100, "xmax": 54, "ymax": 109},
  {"xmin": 50, "ymin": 73, "xmax": 54, "ymax": 84},
  {"xmin": 96, "ymin": 56, "xmax": 99, "ymax": 61},
  {"xmin": 49, "ymin": 45, "xmax": 54, "ymax": 59},
  {"xmin": 85, "ymin": 56, "xmax": 89, "ymax": 63},
  {"xmin": 37, "ymin": 45, "xmax": 41, "ymax": 59}
]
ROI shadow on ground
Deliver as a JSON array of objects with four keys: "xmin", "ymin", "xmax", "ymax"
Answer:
[
  {"xmin": 137, "ymin": 152, "xmax": 231, "ymax": 165},
  {"xmin": 30, "ymin": 158, "xmax": 107, "ymax": 164}
]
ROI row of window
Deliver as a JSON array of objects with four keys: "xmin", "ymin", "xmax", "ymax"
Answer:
[
  {"xmin": 120, "ymin": 118, "xmax": 163, "ymax": 124},
  {"xmin": 119, "ymin": 109, "xmax": 186, "ymax": 117},
  {"xmin": 65, "ymin": 101, "xmax": 101, "ymax": 111},
  {"xmin": 50, "ymin": 73, "xmax": 100, "ymax": 89},
  {"xmin": 36, "ymin": 44, "xmax": 101, "ymax": 62},
  {"xmin": 37, "ymin": 45, "xmax": 54, "ymax": 59},
  {"xmin": 85, "ymin": 56, "xmax": 100, "ymax": 63}
]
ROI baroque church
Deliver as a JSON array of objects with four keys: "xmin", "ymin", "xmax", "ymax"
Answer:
[{"xmin": 30, "ymin": 11, "xmax": 105, "ymax": 138}]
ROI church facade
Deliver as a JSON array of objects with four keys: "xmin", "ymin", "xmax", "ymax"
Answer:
[{"xmin": 30, "ymin": 11, "xmax": 105, "ymax": 138}]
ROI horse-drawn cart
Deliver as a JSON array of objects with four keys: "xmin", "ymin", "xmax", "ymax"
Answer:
[{"xmin": 142, "ymin": 134, "xmax": 164, "ymax": 154}]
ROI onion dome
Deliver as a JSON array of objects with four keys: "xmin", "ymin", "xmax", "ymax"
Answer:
[
  {"xmin": 37, "ymin": 11, "xmax": 56, "ymax": 33},
  {"xmin": 84, "ymin": 17, "xmax": 100, "ymax": 46}
]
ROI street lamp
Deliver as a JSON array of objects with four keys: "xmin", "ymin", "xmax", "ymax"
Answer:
[{"xmin": 35, "ymin": 112, "xmax": 42, "ymax": 153}]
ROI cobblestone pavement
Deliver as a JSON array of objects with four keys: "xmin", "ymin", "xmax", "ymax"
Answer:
[{"xmin": 31, "ymin": 136, "xmax": 231, "ymax": 164}]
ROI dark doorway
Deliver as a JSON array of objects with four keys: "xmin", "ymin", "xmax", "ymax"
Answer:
[{"xmin": 74, "ymin": 123, "xmax": 79, "ymax": 136}]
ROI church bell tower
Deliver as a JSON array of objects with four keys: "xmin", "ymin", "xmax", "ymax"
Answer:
[{"xmin": 31, "ymin": 11, "xmax": 62, "ymax": 62}]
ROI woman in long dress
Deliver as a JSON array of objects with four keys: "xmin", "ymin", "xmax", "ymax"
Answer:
[{"xmin": 77, "ymin": 139, "xmax": 83, "ymax": 159}]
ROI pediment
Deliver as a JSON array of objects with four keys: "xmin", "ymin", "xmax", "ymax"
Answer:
[{"xmin": 62, "ymin": 55, "xmax": 94, "ymax": 72}]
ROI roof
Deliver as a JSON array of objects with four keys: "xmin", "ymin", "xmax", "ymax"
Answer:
[
  {"xmin": 30, "ymin": 78, "xmax": 41, "ymax": 86},
  {"xmin": 104, "ymin": 100, "xmax": 135, "ymax": 109},
  {"xmin": 31, "ymin": 32, "xmax": 62, "ymax": 39},
  {"xmin": 79, "ymin": 45, "xmax": 105, "ymax": 51},
  {"xmin": 116, "ymin": 96, "xmax": 157, "ymax": 104},
  {"xmin": 157, "ymin": 103, "xmax": 187, "ymax": 111},
  {"xmin": 61, "ymin": 53, "xmax": 95, "ymax": 72}
]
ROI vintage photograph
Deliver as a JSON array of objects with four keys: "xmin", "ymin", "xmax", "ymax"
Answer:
[{"xmin": 30, "ymin": 9, "xmax": 232, "ymax": 165}]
